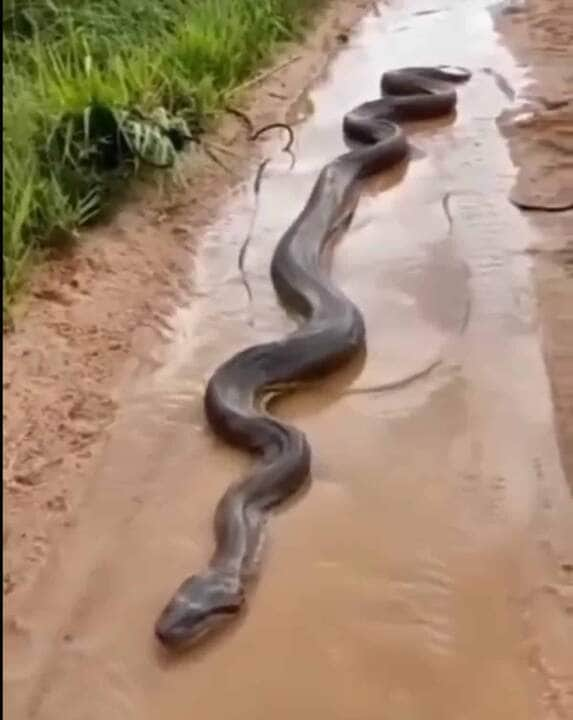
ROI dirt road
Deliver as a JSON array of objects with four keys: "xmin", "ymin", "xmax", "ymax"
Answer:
[{"xmin": 4, "ymin": 1, "xmax": 573, "ymax": 718}]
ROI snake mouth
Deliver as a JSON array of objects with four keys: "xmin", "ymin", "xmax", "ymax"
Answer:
[
  {"xmin": 155, "ymin": 605, "xmax": 241, "ymax": 650},
  {"xmin": 155, "ymin": 621, "xmax": 211, "ymax": 650}
]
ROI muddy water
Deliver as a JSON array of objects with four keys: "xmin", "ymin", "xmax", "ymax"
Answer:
[{"xmin": 5, "ymin": 1, "xmax": 573, "ymax": 718}]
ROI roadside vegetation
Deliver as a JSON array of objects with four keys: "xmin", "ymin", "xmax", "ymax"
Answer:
[{"xmin": 2, "ymin": 0, "xmax": 323, "ymax": 311}]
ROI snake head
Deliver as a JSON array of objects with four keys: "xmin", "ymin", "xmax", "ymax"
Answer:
[{"xmin": 155, "ymin": 573, "xmax": 245, "ymax": 649}]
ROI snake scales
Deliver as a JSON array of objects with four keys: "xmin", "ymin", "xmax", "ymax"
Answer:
[{"xmin": 155, "ymin": 65, "xmax": 471, "ymax": 648}]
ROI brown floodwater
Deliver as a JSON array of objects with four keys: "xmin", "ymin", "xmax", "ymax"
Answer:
[{"xmin": 5, "ymin": 1, "xmax": 573, "ymax": 718}]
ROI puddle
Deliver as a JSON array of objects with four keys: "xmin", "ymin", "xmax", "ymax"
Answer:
[{"xmin": 5, "ymin": 1, "xmax": 573, "ymax": 718}]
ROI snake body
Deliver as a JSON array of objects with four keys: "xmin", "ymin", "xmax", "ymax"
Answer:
[{"xmin": 155, "ymin": 66, "xmax": 471, "ymax": 648}]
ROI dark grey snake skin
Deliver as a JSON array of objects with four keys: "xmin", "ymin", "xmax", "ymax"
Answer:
[{"xmin": 155, "ymin": 65, "xmax": 471, "ymax": 649}]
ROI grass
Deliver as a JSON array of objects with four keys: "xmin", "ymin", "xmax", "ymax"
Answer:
[{"xmin": 2, "ymin": 0, "xmax": 325, "ymax": 311}]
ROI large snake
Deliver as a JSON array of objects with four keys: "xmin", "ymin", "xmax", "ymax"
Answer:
[{"xmin": 155, "ymin": 66, "xmax": 471, "ymax": 648}]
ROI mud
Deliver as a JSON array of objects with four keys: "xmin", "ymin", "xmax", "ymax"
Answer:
[
  {"xmin": 493, "ymin": 0, "xmax": 573, "ymax": 485},
  {"xmin": 4, "ymin": 1, "xmax": 573, "ymax": 719}
]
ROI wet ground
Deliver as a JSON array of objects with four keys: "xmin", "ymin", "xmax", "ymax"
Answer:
[{"xmin": 5, "ymin": 1, "xmax": 573, "ymax": 718}]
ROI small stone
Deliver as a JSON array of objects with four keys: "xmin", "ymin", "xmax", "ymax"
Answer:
[
  {"xmin": 4, "ymin": 574, "xmax": 15, "ymax": 595},
  {"xmin": 46, "ymin": 495, "xmax": 68, "ymax": 513}
]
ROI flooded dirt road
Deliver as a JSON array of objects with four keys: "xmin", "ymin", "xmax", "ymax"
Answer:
[{"xmin": 5, "ymin": 1, "xmax": 573, "ymax": 718}]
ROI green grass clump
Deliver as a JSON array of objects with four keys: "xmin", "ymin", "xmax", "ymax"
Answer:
[{"xmin": 2, "ymin": 0, "xmax": 324, "ymax": 309}]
